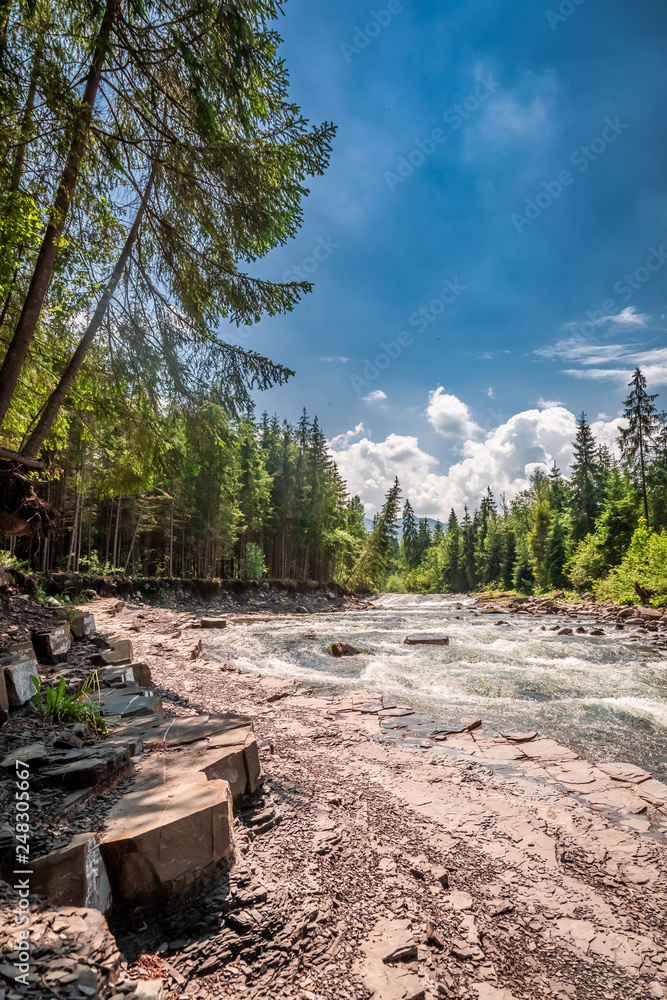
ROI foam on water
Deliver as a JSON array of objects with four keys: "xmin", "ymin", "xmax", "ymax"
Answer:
[{"xmin": 206, "ymin": 594, "xmax": 667, "ymax": 779}]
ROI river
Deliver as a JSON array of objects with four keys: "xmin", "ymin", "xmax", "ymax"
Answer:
[{"xmin": 206, "ymin": 593, "xmax": 667, "ymax": 781}]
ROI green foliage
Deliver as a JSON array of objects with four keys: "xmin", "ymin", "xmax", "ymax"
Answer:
[
  {"xmin": 346, "ymin": 479, "xmax": 401, "ymax": 591},
  {"xmin": 31, "ymin": 672, "xmax": 107, "ymax": 733},
  {"xmin": 513, "ymin": 541, "xmax": 535, "ymax": 595},
  {"xmin": 240, "ymin": 542, "xmax": 267, "ymax": 581},
  {"xmin": 596, "ymin": 519, "xmax": 667, "ymax": 603}
]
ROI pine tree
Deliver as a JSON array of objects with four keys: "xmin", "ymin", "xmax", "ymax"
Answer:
[
  {"xmin": 416, "ymin": 517, "xmax": 432, "ymax": 564},
  {"xmin": 571, "ymin": 413, "xmax": 600, "ymax": 540},
  {"xmin": 402, "ymin": 499, "xmax": 418, "ymax": 569},
  {"xmin": 513, "ymin": 541, "xmax": 535, "ymax": 595},
  {"xmin": 618, "ymin": 368, "xmax": 659, "ymax": 525},
  {"xmin": 443, "ymin": 509, "xmax": 461, "ymax": 592},
  {"xmin": 501, "ymin": 528, "xmax": 517, "ymax": 590},
  {"xmin": 544, "ymin": 515, "xmax": 568, "ymax": 589},
  {"xmin": 347, "ymin": 478, "xmax": 401, "ymax": 589}
]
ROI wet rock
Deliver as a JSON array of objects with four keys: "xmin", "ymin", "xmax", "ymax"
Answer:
[
  {"xmin": 327, "ymin": 642, "xmax": 360, "ymax": 657},
  {"xmin": 557, "ymin": 627, "xmax": 574, "ymax": 636},
  {"xmin": 404, "ymin": 633, "xmax": 449, "ymax": 645},
  {"xmin": 295, "ymin": 606, "xmax": 308, "ymax": 614}
]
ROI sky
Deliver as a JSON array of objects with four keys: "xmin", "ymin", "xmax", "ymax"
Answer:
[{"xmin": 234, "ymin": 0, "xmax": 667, "ymax": 519}]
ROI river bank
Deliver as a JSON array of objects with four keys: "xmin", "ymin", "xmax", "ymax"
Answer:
[
  {"xmin": 90, "ymin": 596, "xmax": 667, "ymax": 998},
  {"xmin": 2, "ymin": 591, "xmax": 667, "ymax": 1000}
]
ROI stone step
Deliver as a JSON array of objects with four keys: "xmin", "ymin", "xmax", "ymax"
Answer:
[
  {"xmin": 100, "ymin": 779, "xmax": 234, "ymax": 907},
  {"xmin": 70, "ymin": 611, "xmax": 95, "ymax": 639},
  {"xmin": 32, "ymin": 624, "xmax": 72, "ymax": 661}
]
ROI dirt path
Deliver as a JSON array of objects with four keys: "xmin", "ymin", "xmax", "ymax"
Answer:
[{"xmin": 91, "ymin": 600, "xmax": 667, "ymax": 1000}]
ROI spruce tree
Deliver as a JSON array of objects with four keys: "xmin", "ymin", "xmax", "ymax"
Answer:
[
  {"xmin": 571, "ymin": 413, "xmax": 600, "ymax": 540},
  {"xmin": 618, "ymin": 368, "xmax": 659, "ymax": 525},
  {"xmin": 402, "ymin": 499, "xmax": 418, "ymax": 569},
  {"xmin": 544, "ymin": 515, "xmax": 568, "ymax": 589},
  {"xmin": 501, "ymin": 528, "xmax": 517, "ymax": 591},
  {"xmin": 513, "ymin": 541, "xmax": 535, "ymax": 595}
]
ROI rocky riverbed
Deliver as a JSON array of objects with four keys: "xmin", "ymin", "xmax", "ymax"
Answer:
[{"xmin": 2, "ymin": 588, "xmax": 667, "ymax": 1000}]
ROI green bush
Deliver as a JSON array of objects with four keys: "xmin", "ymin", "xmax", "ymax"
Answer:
[
  {"xmin": 239, "ymin": 542, "xmax": 267, "ymax": 581},
  {"xmin": 596, "ymin": 519, "xmax": 667, "ymax": 603}
]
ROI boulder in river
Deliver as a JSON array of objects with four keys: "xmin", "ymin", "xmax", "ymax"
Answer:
[
  {"xmin": 327, "ymin": 642, "xmax": 360, "ymax": 657},
  {"xmin": 404, "ymin": 634, "xmax": 449, "ymax": 646}
]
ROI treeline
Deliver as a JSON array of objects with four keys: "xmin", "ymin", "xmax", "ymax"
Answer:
[
  {"xmin": 387, "ymin": 369, "xmax": 667, "ymax": 604},
  {"xmin": 2, "ymin": 409, "xmax": 369, "ymax": 582}
]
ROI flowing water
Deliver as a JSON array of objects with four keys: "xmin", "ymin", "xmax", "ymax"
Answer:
[{"xmin": 206, "ymin": 594, "xmax": 667, "ymax": 781}]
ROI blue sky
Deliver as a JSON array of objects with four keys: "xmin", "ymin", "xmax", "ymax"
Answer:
[{"xmin": 237, "ymin": 0, "xmax": 667, "ymax": 518}]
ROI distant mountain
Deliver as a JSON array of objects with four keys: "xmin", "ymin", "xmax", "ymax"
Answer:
[{"xmin": 363, "ymin": 516, "xmax": 443, "ymax": 535}]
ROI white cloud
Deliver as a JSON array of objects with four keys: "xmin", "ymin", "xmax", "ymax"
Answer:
[
  {"xmin": 363, "ymin": 389, "xmax": 388, "ymax": 404},
  {"xmin": 536, "ymin": 396, "xmax": 562, "ymax": 409},
  {"xmin": 329, "ymin": 423, "xmax": 365, "ymax": 450},
  {"xmin": 426, "ymin": 388, "xmax": 482, "ymax": 439},
  {"xmin": 329, "ymin": 405, "xmax": 623, "ymax": 518},
  {"xmin": 564, "ymin": 364, "xmax": 667, "ymax": 386},
  {"xmin": 607, "ymin": 306, "xmax": 651, "ymax": 327},
  {"xmin": 486, "ymin": 386, "xmax": 494, "ymax": 398},
  {"xmin": 319, "ymin": 355, "xmax": 349, "ymax": 363}
]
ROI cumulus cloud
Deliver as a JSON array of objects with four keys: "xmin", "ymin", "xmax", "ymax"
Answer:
[
  {"xmin": 329, "ymin": 405, "xmax": 623, "ymax": 518},
  {"xmin": 535, "ymin": 396, "xmax": 562, "ymax": 409},
  {"xmin": 426, "ymin": 388, "xmax": 482, "ymax": 439},
  {"xmin": 363, "ymin": 389, "xmax": 388, "ymax": 404}
]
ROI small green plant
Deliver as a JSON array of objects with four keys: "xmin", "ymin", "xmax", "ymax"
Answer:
[
  {"xmin": 239, "ymin": 542, "xmax": 267, "ymax": 581},
  {"xmin": 31, "ymin": 672, "xmax": 107, "ymax": 734}
]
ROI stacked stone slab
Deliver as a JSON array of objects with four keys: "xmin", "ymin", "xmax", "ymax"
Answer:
[{"xmin": 0, "ymin": 640, "xmax": 39, "ymax": 711}]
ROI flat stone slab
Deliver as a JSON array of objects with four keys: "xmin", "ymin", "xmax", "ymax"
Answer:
[
  {"xmin": 500, "ymin": 730, "xmax": 538, "ymax": 743},
  {"xmin": 4, "ymin": 659, "xmax": 39, "ymax": 705},
  {"xmin": 430, "ymin": 717, "xmax": 482, "ymax": 736},
  {"xmin": 598, "ymin": 761, "xmax": 653, "ymax": 783},
  {"xmin": 404, "ymin": 633, "xmax": 449, "ymax": 645},
  {"xmin": 33, "ymin": 745, "xmax": 132, "ymax": 790},
  {"xmin": 200, "ymin": 617, "xmax": 227, "ymax": 628},
  {"xmin": 100, "ymin": 779, "xmax": 234, "ymax": 906},
  {"xmin": 100, "ymin": 689, "xmax": 163, "ymax": 719}
]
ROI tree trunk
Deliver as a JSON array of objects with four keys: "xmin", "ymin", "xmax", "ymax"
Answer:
[
  {"xmin": 22, "ymin": 165, "xmax": 157, "ymax": 458},
  {"xmin": 0, "ymin": 0, "xmax": 118, "ymax": 426},
  {"xmin": 168, "ymin": 498, "xmax": 174, "ymax": 577},
  {"xmin": 123, "ymin": 494, "xmax": 146, "ymax": 574}
]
